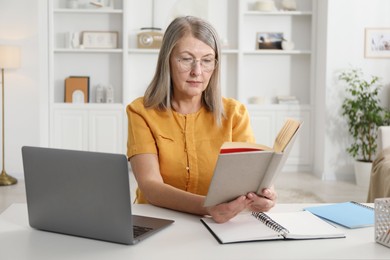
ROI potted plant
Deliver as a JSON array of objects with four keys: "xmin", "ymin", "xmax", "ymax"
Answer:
[{"xmin": 339, "ymin": 68, "xmax": 390, "ymax": 187}]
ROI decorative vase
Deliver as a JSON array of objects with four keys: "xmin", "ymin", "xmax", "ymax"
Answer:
[
  {"xmin": 281, "ymin": 0, "xmax": 297, "ymax": 11},
  {"xmin": 255, "ymin": 0, "xmax": 277, "ymax": 12},
  {"xmin": 354, "ymin": 160, "xmax": 372, "ymax": 188},
  {"xmin": 282, "ymin": 40, "xmax": 295, "ymax": 50}
]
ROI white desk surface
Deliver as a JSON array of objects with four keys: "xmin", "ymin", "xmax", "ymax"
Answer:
[{"xmin": 0, "ymin": 203, "xmax": 388, "ymax": 260}]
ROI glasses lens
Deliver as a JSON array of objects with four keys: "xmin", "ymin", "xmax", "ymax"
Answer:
[
  {"xmin": 177, "ymin": 57, "xmax": 217, "ymax": 72},
  {"xmin": 201, "ymin": 58, "xmax": 216, "ymax": 72}
]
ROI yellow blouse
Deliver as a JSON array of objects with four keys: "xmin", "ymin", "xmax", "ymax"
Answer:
[{"xmin": 126, "ymin": 97, "xmax": 255, "ymax": 203}]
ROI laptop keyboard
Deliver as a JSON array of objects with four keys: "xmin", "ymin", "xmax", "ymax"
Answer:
[{"xmin": 133, "ymin": 225, "xmax": 153, "ymax": 238}]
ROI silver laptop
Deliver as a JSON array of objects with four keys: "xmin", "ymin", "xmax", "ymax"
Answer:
[{"xmin": 21, "ymin": 146, "xmax": 174, "ymax": 245}]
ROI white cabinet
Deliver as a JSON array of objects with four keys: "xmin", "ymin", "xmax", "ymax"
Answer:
[
  {"xmin": 276, "ymin": 109, "xmax": 311, "ymax": 170},
  {"xmin": 249, "ymin": 110, "xmax": 276, "ymax": 148},
  {"xmin": 52, "ymin": 104, "xmax": 123, "ymax": 153},
  {"xmin": 89, "ymin": 108, "xmax": 123, "ymax": 153},
  {"xmin": 52, "ymin": 107, "xmax": 88, "ymax": 150},
  {"xmin": 250, "ymin": 106, "xmax": 312, "ymax": 171}
]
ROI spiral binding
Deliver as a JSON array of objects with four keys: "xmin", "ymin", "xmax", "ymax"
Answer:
[
  {"xmin": 351, "ymin": 201, "xmax": 374, "ymax": 210},
  {"xmin": 252, "ymin": 212, "xmax": 290, "ymax": 234}
]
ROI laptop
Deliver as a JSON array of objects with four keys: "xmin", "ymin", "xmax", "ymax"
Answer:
[{"xmin": 21, "ymin": 146, "xmax": 174, "ymax": 245}]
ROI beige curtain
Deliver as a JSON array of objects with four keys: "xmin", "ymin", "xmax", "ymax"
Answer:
[{"xmin": 367, "ymin": 147, "xmax": 390, "ymax": 202}]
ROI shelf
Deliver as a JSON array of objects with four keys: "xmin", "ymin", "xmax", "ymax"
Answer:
[
  {"xmin": 243, "ymin": 50, "xmax": 311, "ymax": 55},
  {"xmin": 54, "ymin": 48, "xmax": 123, "ymax": 53},
  {"xmin": 221, "ymin": 49, "xmax": 240, "ymax": 54},
  {"xmin": 244, "ymin": 11, "xmax": 312, "ymax": 16},
  {"xmin": 53, "ymin": 103, "xmax": 123, "ymax": 109},
  {"xmin": 54, "ymin": 8, "xmax": 123, "ymax": 14},
  {"xmin": 128, "ymin": 49, "xmax": 159, "ymax": 54},
  {"xmin": 128, "ymin": 49, "xmax": 240, "ymax": 55},
  {"xmin": 246, "ymin": 104, "xmax": 312, "ymax": 111}
]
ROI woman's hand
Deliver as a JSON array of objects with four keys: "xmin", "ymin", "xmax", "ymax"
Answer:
[
  {"xmin": 246, "ymin": 186, "xmax": 277, "ymax": 212},
  {"xmin": 205, "ymin": 187, "xmax": 277, "ymax": 223},
  {"xmin": 206, "ymin": 195, "xmax": 251, "ymax": 223}
]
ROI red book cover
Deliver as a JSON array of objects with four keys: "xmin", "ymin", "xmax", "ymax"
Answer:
[{"xmin": 220, "ymin": 147, "xmax": 263, "ymax": 154}]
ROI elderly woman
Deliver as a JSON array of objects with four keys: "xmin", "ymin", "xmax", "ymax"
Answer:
[{"xmin": 127, "ymin": 16, "xmax": 277, "ymax": 223}]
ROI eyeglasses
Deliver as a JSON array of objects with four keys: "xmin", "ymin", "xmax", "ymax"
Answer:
[{"xmin": 176, "ymin": 56, "xmax": 218, "ymax": 72}]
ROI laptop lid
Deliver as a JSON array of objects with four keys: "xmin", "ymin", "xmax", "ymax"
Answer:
[{"xmin": 21, "ymin": 146, "xmax": 174, "ymax": 245}]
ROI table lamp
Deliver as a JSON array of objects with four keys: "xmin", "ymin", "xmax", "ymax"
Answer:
[{"xmin": 0, "ymin": 45, "xmax": 21, "ymax": 186}]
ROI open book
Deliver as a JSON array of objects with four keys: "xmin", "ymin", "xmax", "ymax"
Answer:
[
  {"xmin": 203, "ymin": 118, "xmax": 302, "ymax": 207},
  {"xmin": 201, "ymin": 211, "xmax": 345, "ymax": 244}
]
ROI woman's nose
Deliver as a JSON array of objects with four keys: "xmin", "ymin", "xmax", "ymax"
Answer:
[{"xmin": 190, "ymin": 61, "xmax": 202, "ymax": 76}]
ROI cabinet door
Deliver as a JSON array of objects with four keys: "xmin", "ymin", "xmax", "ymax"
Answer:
[
  {"xmin": 52, "ymin": 109, "xmax": 89, "ymax": 150},
  {"xmin": 89, "ymin": 110, "xmax": 123, "ymax": 153},
  {"xmin": 249, "ymin": 110, "xmax": 276, "ymax": 148}
]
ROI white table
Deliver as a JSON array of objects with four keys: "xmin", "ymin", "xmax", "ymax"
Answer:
[{"xmin": 0, "ymin": 203, "xmax": 388, "ymax": 259}]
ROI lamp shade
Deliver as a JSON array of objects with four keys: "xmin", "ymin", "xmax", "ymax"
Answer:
[{"xmin": 0, "ymin": 45, "xmax": 21, "ymax": 69}]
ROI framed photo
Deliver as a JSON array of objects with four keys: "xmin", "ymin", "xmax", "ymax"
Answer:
[
  {"xmin": 364, "ymin": 28, "xmax": 390, "ymax": 58},
  {"xmin": 65, "ymin": 76, "xmax": 90, "ymax": 103},
  {"xmin": 256, "ymin": 32, "xmax": 284, "ymax": 50},
  {"xmin": 82, "ymin": 31, "xmax": 118, "ymax": 49}
]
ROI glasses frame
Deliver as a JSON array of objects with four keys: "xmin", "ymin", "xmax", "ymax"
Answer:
[{"xmin": 175, "ymin": 56, "xmax": 218, "ymax": 73}]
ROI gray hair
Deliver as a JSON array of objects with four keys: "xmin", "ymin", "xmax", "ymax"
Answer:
[{"xmin": 143, "ymin": 16, "xmax": 224, "ymax": 126}]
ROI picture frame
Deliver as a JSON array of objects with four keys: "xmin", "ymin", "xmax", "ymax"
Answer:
[
  {"xmin": 65, "ymin": 76, "xmax": 90, "ymax": 103},
  {"xmin": 364, "ymin": 28, "xmax": 390, "ymax": 58},
  {"xmin": 82, "ymin": 31, "xmax": 118, "ymax": 49},
  {"xmin": 256, "ymin": 32, "xmax": 284, "ymax": 50}
]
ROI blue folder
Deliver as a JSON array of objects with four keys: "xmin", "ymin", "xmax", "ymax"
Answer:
[{"xmin": 304, "ymin": 202, "xmax": 374, "ymax": 229}]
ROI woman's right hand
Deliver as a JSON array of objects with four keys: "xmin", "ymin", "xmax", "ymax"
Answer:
[{"xmin": 206, "ymin": 195, "xmax": 251, "ymax": 223}]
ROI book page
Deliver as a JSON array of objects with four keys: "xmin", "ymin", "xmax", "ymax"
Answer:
[
  {"xmin": 201, "ymin": 213, "xmax": 283, "ymax": 244},
  {"xmin": 272, "ymin": 118, "xmax": 301, "ymax": 152}
]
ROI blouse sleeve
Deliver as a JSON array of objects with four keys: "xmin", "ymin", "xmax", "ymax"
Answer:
[
  {"xmin": 226, "ymin": 98, "xmax": 256, "ymax": 143},
  {"xmin": 126, "ymin": 99, "xmax": 158, "ymax": 158}
]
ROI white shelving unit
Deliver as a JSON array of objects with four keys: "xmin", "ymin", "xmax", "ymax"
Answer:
[
  {"xmin": 47, "ymin": 0, "xmax": 315, "ymax": 170},
  {"xmin": 48, "ymin": 0, "xmax": 126, "ymax": 153},
  {"xmin": 237, "ymin": 0, "xmax": 315, "ymax": 171}
]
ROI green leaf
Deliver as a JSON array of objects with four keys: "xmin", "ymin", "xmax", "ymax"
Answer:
[{"xmin": 338, "ymin": 67, "xmax": 387, "ymax": 162}]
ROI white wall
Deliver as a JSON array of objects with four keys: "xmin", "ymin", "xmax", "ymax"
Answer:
[
  {"xmin": 0, "ymin": 0, "xmax": 45, "ymax": 179},
  {"xmin": 319, "ymin": 0, "xmax": 390, "ymax": 182}
]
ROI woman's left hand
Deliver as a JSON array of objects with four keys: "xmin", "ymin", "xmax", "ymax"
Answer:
[{"xmin": 246, "ymin": 186, "xmax": 277, "ymax": 212}]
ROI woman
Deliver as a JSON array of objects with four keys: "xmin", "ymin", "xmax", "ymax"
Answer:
[{"xmin": 127, "ymin": 16, "xmax": 276, "ymax": 223}]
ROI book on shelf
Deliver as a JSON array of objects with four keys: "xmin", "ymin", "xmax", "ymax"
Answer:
[
  {"xmin": 203, "ymin": 118, "xmax": 302, "ymax": 207},
  {"xmin": 64, "ymin": 76, "xmax": 90, "ymax": 103},
  {"xmin": 304, "ymin": 201, "xmax": 374, "ymax": 229},
  {"xmin": 201, "ymin": 211, "xmax": 345, "ymax": 244},
  {"xmin": 278, "ymin": 100, "xmax": 300, "ymax": 105},
  {"xmin": 276, "ymin": 95, "xmax": 299, "ymax": 105}
]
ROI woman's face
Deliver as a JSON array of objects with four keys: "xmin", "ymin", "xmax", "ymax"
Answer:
[{"xmin": 170, "ymin": 35, "xmax": 216, "ymax": 101}]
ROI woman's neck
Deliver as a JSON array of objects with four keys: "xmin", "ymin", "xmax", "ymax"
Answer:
[{"xmin": 171, "ymin": 97, "xmax": 202, "ymax": 115}]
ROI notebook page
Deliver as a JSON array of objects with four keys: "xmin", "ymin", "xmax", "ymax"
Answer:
[
  {"xmin": 266, "ymin": 211, "xmax": 345, "ymax": 239},
  {"xmin": 201, "ymin": 213, "xmax": 283, "ymax": 243}
]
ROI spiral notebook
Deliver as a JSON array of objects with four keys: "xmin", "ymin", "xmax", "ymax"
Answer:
[
  {"xmin": 304, "ymin": 201, "xmax": 374, "ymax": 229},
  {"xmin": 201, "ymin": 211, "xmax": 345, "ymax": 244}
]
